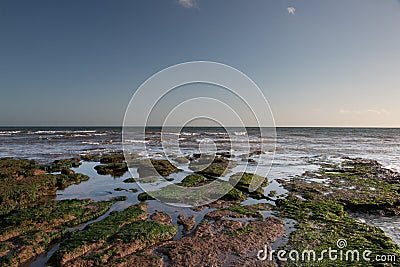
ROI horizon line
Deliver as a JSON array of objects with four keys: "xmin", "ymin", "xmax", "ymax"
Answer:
[{"xmin": 1, "ymin": 125, "xmax": 400, "ymax": 129}]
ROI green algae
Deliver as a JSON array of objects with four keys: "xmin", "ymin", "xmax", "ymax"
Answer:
[
  {"xmin": 138, "ymin": 192, "xmax": 155, "ymax": 201},
  {"xmin": 99, "ymin": 153, "xmax": 125, "ymax": 164},
  {"xmin": 229, "ymin": 172, "xmax": 268, "ymax": 199},
  {"xmin": 283, "ymin": 159, "xmax": 400, "ymax": 215},
  {"xmin": 53, "ymin": 204, "xmax": 147, "ymax": 256},
  {"xmin": 111, "ymin": 220, "xmax": 177, "ymax": 245},
  {"xmin": 221, "ymin": 205, "xmax": 261, "ymax": 217},
  {"xmin": 94, "ymin": 163, "xmax": 128, "ymax": 177},
  {"xmin": 220, "ymin": 188, "xmax": 247, "ymax": 201},
  {"xmin": 189, "ymin": 156, "xmax": 233, "ymax": 177},
  {"xmin": 131, "ymin": 176, "xmax": 159, "ymax": 183},
  {"xmin": 223, "ymin": 225, "xmax": 253, "ymax": 236},
  {"xmin": 275, "ymin": 195, "xmax": 400, "ymax": 267},
  {"xmin": 137, "ymin": 159, "xmax": 181, "ymax": 177},
  {"xmin": 275, "ymin": 158, "xmax": 400, "ymax": 266},
  {"xmin": 123, "ymin": 178, "xmax": 136, "ymax": 183},
  {"xmin": 0, "ymin": 198, "xmax": 118, "ymax": 266},
  {"xmin": 41, "ymin": 158, "xmax": 82, "ymax": 173},
  {"xmin": 50, "ymin": 204, "xmax": 177, "ymax": 266},
  {"xmin": 180, "ymin": 173, "xmax": 205, "ymax": 187},
  {"xmin": 0, "ymin": 158, "xmax": 89, "ymax": 216}
]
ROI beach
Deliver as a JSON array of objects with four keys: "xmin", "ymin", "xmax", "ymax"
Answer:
[{"xmin": 0, "ymin": 127, "xmax": 400, "ymax": 266}]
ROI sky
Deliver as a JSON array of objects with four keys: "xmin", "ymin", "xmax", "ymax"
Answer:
[{"xmin": 0, "ymin": 0, "xmax": 399, "ymax": 127}]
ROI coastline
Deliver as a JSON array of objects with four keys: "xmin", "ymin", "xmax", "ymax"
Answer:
[{"xmin": 0, "ymin": 151, "xmax": 399, "ymax": 266}]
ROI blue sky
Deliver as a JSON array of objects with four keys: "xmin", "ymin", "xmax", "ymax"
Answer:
[{"xmin": 0, "ymin": 0, "xmax": 399, "ymax": 126}]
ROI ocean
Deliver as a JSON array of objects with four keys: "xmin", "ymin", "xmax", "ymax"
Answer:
[
  {"xmin": 2, "ymin": 126, "xmax": 400, "ymax": 251},
  {"xmin": 1, "ymin": 127, "xmax": 399, "ymax": 172}
]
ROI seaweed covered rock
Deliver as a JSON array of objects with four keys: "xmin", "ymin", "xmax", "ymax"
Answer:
[
  {"xmin": 0, "ymin": 198, "xmax": 118, "ymax": 266},
  {"xmin": 137, "ymin": 192, "xmax": 155, "ymax": 201},
  {"xmin": 275, "ymin": 195, "xmax": 400, "ymax": 267},
  {"xmin": 189, "ymin": 156, "xmax": 233, "ymax": 177},
  {"xmin": 177, "ymin": 214, "xmax": 196, "ymax": 233},
  {"xmin": 80, "ymin": 153, "xmax": 100, "ymax": 162},
  {"xmin": 42, "ymin": 157, "xmax": 81, "ymax": 173},
  {"xmin": 282, "ymin": 158, "xmax": 400, "ymax": 215},
  {"xmin": 160, "ymin": 206, "xmax": 283, "ymax": 267},
  {"xmin": 179, "ymin": 174, "xmax": 206, "ymax": 187},
  {"xmin": 137, "ymin": 159, "xmax": 181, "ymax": 177},
  {"xmin": 0, "ymin": 158, "xmax": 89, "ymax": 215},
  {"xmin": 94, "ymin": 163, "xmax": 128, "ymax": 177},
  {"xmin": 123, "ymin": 178, "xmax": 136, "ymax": 183},
  {"xmin": 273, "ymin": 158, "xmax": 400, "ymax": 266},
  {"xmin": 130, "ymin": 177, "xmax": 159, "ymax": 183},
  {"xmin": 50, "ymin": 203, "xmax": 177, "ymax": 267},
  {"xmin": 220, "ymin": 188, "xmax": 247, "ymax": 201},
  {"xmin": 148, "ymin": 178, "xmax": 247, "ymax": 206},
  {"xmin": 229, "ymin": 172, "xmax": 268, "ymax": 199},
  {"xmin": 150, "ymin": 211, "xmax": 173, "ymax": 225},
  {"xmin": 99, "ymin": 153, "xmax": 125, "ymax": 164}
]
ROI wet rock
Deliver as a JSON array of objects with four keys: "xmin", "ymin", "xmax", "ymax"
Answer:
[
  {"xmin": 189, "ymin": 156, "xmax": 234, "ymax": 177},
  {"xmin": 275, "ymin": 194, "xmax": 399, "ymax": 265},
  {"xmin": 229, "ymin": 172, "xmax": 268, "ymax": 199},
  {"xmin": 131, "ymin": 176, "xmax": 159, "ymax": 183},
  {"xmin": 150, "ymin": 179, "xmax": 241, "ymax": 206},
  {"xmin": 137, "ymin": 159, "xmax": 181, "ymax": 177},
  {"xmin": 204, "ymin": 209, "xmax": 247, "ymax": 220},
  {"xmin": 160, "ymin": 214, "xmax": 283, "ymax": 266},
  {"xmin": 137, "ymin": 192, "xmax": 155, "ymax": 201},
  {"xmin": 50, "ymin": 204, "xmax": 178, "ymax": 267},
  {"xmin": 283, "ymin": 158, "xmax": 400, "ymax": 215},
  {"xmin": 99, "ymin": 152, "xmax": 125, "ymax": 164},
  {"xmin": 242, "ymin": 158, "xmax": 256, "ymax": 163},
  {"xmin": 216, "ymin": 151, "xmax": 233, "ymax": 158},
  {"xmin": 80, "ymin": 153, "xmax": 100, "ymax": 162},
  {"xmin": 123, "ymin": 178, "xmax": 136, "ymax": 183},
  {"xmin": 50, "ymin": 204, "xmax": 149, "ymax": 266},
  {"xmin": 61, "ymin": 168, "xmax": 75, "ymax": 175},
  {"xmin": 179, "ymin": 173, "xmax": 205, "ymax": 187},
  {"xmin": 151, "ymin": 211, "xmax": 173, "ymax": 225},
  {"xmin": 44, "ymin": 157, "xmax": 82, "ymax": 172},
  {"xmin": 177, "ymin": 214, "xmax": 196, "ymax": 232},
  {"xmin": 94, "ymin": 163, "xmax": 128, "ymax": 177},
  {"xmin": 0, "ymin": 158, "xmax": 89, "ymax": 215},
  {"xmin": 220, "ymin": 188, "xmax": 247, "ymax": 201},
  {"xmin": 0, "ymin": 199, "xmax": 117, "ymax": 266},
  {"xmin": 172, "ymin": 156, "xmax": 189, "ymax": 164},
  {"xmin": 268, "ymin": 190, "xmax": 277, "ymax": 197}
]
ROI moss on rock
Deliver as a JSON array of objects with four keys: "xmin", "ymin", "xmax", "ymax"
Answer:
[
  {"xmin": 94, "ymin": 163, "xmax": 128, "ymax": 177},
  {"xmin": 229, "ymin": 172, "xmax": 268, "ymax": 199},
  {"xmin": 0, "ymin": 198, "xmax": 117, "ymax": 266},
  {"xmin": 189, "ymin": 156, "xmax": 234, "ymax": 177},
  {"xmin": 137, "ymin": 159, "xmax": 181, "ymax": 177},
  {"xmin": 0, "ymin": 158, "xmax": 89, "ymax": 215}
]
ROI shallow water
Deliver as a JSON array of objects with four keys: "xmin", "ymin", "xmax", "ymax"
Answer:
[
  {"xmin": 350, "ymin": 212, "xmax": 400, "ymax": 246},
  {"xmin": 1, "ymin": 127, "xmax": 400, "ymax": 264}
]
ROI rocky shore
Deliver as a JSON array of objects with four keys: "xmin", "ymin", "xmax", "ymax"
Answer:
[{"xmin": 0, "ymin": 153, "xmax": 399, "ymax": 266}]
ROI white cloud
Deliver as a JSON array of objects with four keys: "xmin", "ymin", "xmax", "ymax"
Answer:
[
  {"xmin": 177, "ymin": 0, "xmax": 197, "ymax": 8},
  {"xmin": 339, "ymin": 109, "xmax": 390, "ymax": 115},
  {"xmin": 287, "ymin": 6, "xmax": 296, "ymax": 15},
  {"xmin": 366, "ymin": 109, "xmax": 390, "ymax": 115}
]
